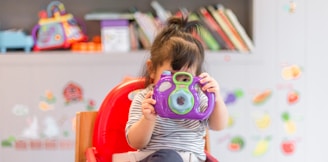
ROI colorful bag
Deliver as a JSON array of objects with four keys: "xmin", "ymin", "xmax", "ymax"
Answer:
[{"xmin": 31, "ymin": 1, "xmax": 87, "ymax": 51}]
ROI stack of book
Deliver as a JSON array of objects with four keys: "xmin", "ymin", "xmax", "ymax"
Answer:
[
  {"xmin": 85, "ymin": 2, "xmax": 254, "ymax": 53},
  {"xmin": 175, "ymin": 4, "xmax": 254, "ymax": 52}
]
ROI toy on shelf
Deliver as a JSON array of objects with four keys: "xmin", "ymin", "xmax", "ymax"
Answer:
[
  {"xmin": 71, "ymin": 36, "xmax": 102, "ymax": 52},
  {"xmin": 0, "ymin": 30, "xmax": 34, "ymax": 53},
  {"xmin": 153, "ymin": 71, "xmax": 215, "ymax": 120},
  {"xmin": 31, "ymin": 1, "xmax": 87, "ymax": 51}
]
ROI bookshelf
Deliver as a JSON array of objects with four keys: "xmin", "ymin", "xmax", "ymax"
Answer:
[{"xmin": 0, "ymin": 0, "xmax": 253, "ymax": 54}]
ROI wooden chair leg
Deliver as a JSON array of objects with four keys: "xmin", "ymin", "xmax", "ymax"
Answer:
[{"xmin": 75, "ymin": 111, "xmax": 98, "ymax": 162}]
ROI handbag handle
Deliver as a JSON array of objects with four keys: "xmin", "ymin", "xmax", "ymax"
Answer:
[{"xmin": 47, "ymin": 1, "xmax": 66, "ymax": 18}]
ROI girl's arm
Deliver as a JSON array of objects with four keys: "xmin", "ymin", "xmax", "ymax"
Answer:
[
  {"xmin": 127, "ymin": 115, "xmax": 156, "ymax": 149},
  {"xmin": 199, "ymin": 73, "xmax": 229, "ymax": 131},
  {"xmin": 208, "ymin": 93, "xmax": 229, "ymax": 130},
  {"xmin": 126, "ymin": 91, "xmax": 157, "ymax": 149}
]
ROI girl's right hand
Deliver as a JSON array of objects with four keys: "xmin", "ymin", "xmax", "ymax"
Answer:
[{"xmin": 142, "ymin": 91, "xmax": 157, "ymax": 121}]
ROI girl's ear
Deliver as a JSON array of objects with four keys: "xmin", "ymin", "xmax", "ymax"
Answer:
[{"xmin": 146, "ymin": 59, "xmax": 155, "ymax": 80}]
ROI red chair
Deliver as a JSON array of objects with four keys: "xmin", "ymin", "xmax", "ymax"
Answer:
[{"xmin": 74, "ymin": 78, "xmax": 218, "ymax": 162}]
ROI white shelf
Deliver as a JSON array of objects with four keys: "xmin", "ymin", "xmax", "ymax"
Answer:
[{"xmin": 0, "ymin": 50, "xmax": 261, "ymax": 67}]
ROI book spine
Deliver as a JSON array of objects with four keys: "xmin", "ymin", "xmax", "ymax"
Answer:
[
  {"xmin": 192, "ymin": 29, "xmax": 209, "ymax": 50},
  {"xmin": 136, "ymin": 26, "xmax": 151, "ymax": 49},
  {"xmin": 225, "ymin": 9, "xmax": 254, "ymax": 51},
  {"xmin": 215, "ymin": 5, "xmax": 250, "ymax": 52},
  {"xmin": 133, "ymin": 12, "xmax": 158, "ymax": 44},
  {"xmin": 129, "ymin": 22, "xmax": 140, "ymax": 50},
  {"xmin": 189, "ymin": 13, "xmax": 221, "ymax": 51},
  {"xmin": 207, "ymin": 5, "xmax": 248, "ymax": 52},
  {"xmin": 174, "ymin": 8, "xmax": 209, "ymax": 50},
  {"xmin": 151, "ymin": 1, "xmax": 171, "ymax": 23},
  {"xmin": 197, "ymin": 7, "xmax": 235, "ymax": 50}
]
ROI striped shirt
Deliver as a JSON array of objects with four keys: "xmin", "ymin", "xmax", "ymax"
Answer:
[{"xmin": 125, "ymin": 85, "xmax": 209, "ymax": 161}]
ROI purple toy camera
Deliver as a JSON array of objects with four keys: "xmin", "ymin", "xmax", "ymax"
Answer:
[{"xmin": 153, "ymin": 71, "xmax": 215, "ymax": 120}]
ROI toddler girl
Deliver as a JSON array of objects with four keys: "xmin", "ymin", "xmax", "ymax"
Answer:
[{"xmin": 125, "ymin": 16, "xmax": 229, "ymax": 162}]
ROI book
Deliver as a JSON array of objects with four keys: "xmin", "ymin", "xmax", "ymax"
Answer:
[
  {"xmin": 197, "ymin": 7, "xmax": 235, "ymax": 50},
  {"xmin": 207, "ymin": 5, "xmax": 249, "ymax": 52},
  {"xmin": 214, "ymin": 5, "xmax": 250, "ymax": 52},
  {"xmin": 151, "ymin": 1, "xmax": 172, "ymax": 24},
  {"xmin": 225, "ymin": 8, "xmax": 254, "ymax": 51},
  {"xmin": 192, "ymin": 30, "xmax": 209, "ymax": 50},
  {"xmin": 129, "ymin": 22, "xmax": 140, "ymax": 50},
  {"xmin": 136, "ymin": 26, "xmax": 151, "ymax": 49},
  {"xmin": 133, "ymin": 11, "xmax": 159, "ymax": 45},
  {"xmin": 188, "ymin": 12, "xmax": 221, "ymax": 51},
  {"xmin": 174, "ymin": 8, "xmax": 209, "ymax": 50}
]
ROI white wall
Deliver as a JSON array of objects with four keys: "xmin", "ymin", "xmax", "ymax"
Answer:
[
  {"xmin": 306, "ymin": 0, "xmax": 328, "ymax": 161},
  {"xmin": 209, "ymin": 0, "xmax": 327, "ymax": 161}
]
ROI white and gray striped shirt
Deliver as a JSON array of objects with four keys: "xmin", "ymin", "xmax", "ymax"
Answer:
[{"xmin": 125, "ymin": 85, "xmax": 209, "ymax": 161}]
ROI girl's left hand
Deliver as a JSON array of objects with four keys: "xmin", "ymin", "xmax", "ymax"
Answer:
[
  {"xmin": 199, "ymin": 73, "xmax": 229, "ymax": 130},
  {"xmin": 199, "ymin": 72, "xmax": 220, "ymax": 97}
]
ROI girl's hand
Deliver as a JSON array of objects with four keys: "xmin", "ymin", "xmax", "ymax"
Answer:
[
  {"xmin": 142, "ymin": 91, "xmax": 157, "ymax": 121},
  {"xmin": 199, "ymin": 72, "xmax": 220, "ymax": 99},
  {"xmin": 199, "ymin": 73, "xmax": 229, "ymax": 131}
]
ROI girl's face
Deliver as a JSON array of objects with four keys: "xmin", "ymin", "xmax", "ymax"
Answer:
[{"xmin": 149, "ymin": 60, "xmax": 197, "ymax": 84}]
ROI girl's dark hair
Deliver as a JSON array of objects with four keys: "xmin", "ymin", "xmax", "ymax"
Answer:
[{"xmin": 142, "ymin": 16, "xmax": 205, "ymax": 86}]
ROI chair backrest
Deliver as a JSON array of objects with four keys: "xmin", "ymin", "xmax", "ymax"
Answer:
[{"xmin": 92, "ymin": 78, "xmax": 145, "ymax": 162}]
